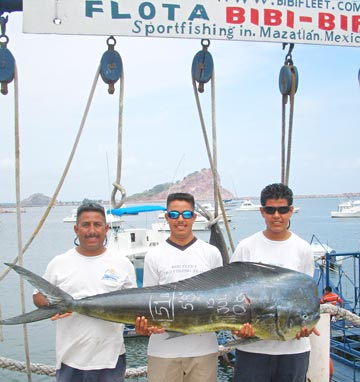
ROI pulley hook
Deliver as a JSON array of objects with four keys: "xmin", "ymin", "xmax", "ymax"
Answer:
[
  {"xmin": 279, "ymin": 43, "xmax": 298, "ymax": 97},
  {"xmin": 282, "ymin": 43, "xmax": 294, "ymax": 65},
  {"xmin": 100, "ymin": 36, "xmax": 123, "ymax": 94},
  {"xmin": 191, "ymin": 39, "xmax": 214, "ymax": 93}
]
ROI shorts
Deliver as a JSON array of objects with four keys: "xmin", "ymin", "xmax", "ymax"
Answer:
[
  {"xmin": 233, "ymin": 350, "xmax": 310, "ymax": 382},
  {"xmin": 147, "ymin": 353, "xmax": 218, "ymax": 382},
  {"xmin": 56, "ymin": 353, "xmax": 126, "ymax": 382}
]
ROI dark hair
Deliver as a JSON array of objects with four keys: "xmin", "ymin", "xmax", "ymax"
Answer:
[
  {"xmin": 260, "ymin": 183, "xmax": 293, "ymax": 206},
  {"xmin": 76, "ymin": 202, "xmax": 105, "ymax": 223},
  {"xmin": 324, "ymin": 286, "xmax": 332, "ymax": 293},
  {"xmin": 166, "ymin": 193, "xmax": 195, "ymax": 209}
]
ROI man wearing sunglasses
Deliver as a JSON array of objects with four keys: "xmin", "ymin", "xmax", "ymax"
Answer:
[
  {"xmin": 136, "ymin": 192, "xmax": 223, "ymax": 382},
  {"xmin": 230, "ymin": 183, "xmax": 319, "ymax": 382}
]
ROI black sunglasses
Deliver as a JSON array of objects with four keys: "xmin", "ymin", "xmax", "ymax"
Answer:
[
  {"xmin": 263, "ymin": 206, "xmax": 291, "ymax": 215},
  {"xmin": 167, "ymin": 210, "xmax": 194, "ymax": 219}
]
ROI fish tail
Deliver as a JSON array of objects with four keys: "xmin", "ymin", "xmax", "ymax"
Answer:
[
  {"xmin": 0, "ymin": 263, "xmax": 73, "ymax": 325},
  {"xmin": 0, "ymin": 307, "xmax": 60, "ymax": 325},
  {"xmin": 210, "ymin": 222, "xmax": 229, "ymax": 265}
]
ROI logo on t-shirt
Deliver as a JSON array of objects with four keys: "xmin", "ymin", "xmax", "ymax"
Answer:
[{"xmin": 102, "ymin": 268, "xmax": 120, "ymax": 282}]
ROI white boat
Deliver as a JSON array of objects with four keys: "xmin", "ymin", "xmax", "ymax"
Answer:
[
  {"xmin": 0, "ymin": 207, "xmax": 26, "ymax": 213},
  {"xmin": 108, "ymin": 227, "xmax": 167, "ymax": 286},
  {"xmin": 236, "ymin": 200, "xmax": 261, "ymax": 211},
  {"xmin": 63, "ymin": 207, "xmax": 124, "ymax": 227},
  {"xmin": 106, "ymin": 205, "xmax": 168, "ymax": 286},
  {"xmin": 331, "ymin": 200, "xmax": 360, "ymax": 218},
  {"xmin": 236, "ymin": 201, "xmax": 300, "ymax": 213},
  {"xmin": 154, "ymin": 205, "xmax": 230, "ymax": 232},
  {"xmin": 310, "ymin": 235, "xmax": 342, "ymax": 267},
  {"xmin": 152, "ymin": 213, "xmax": 212, "ymax": 231},
  {"xmin": 199, "ymin": 202, "xmax": 233, "ymax": 214},
  {"xmin": 223, "ymin": 199, "xmax": 238, "ymax": 207}
]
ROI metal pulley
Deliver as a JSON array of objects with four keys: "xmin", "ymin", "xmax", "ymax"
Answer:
[
  {"xmin": 191, "ymin": 39, "xmax": 214, "ymax": 93},
  {"xmin": 279, "ymin": 43, "xmax": 298, "ymax": 96},
  {"xmin": 100, "ymin": 36, "xmax": 123, "ymax": 94},
  {"xmin": 0, "ymin": 16, "xmax": 15, "ymax": 95},
  {"xmin": 279, "ymin": 65, "xmax": 298, "ymax": 96}
]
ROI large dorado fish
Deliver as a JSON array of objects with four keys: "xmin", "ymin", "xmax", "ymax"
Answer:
[{"xmin": 0, "ymin": 262, "xmax": 320, "ymax": 341}]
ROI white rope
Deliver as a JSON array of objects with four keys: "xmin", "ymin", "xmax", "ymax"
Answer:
[
  {"xmin": 0, "ymin": 357, "xmax": 56, "ymax": 376},
  {"xmin": 12, "ymin": 63, "xmax": 32, "ymax": 382},
  {"xmin": 0, "ymin": 66, "xmax": 101, "ymax": 283},
  {"xmin": 0, "ymin": 357, "xmax": 148, "ymax": 378},
  {"xmin": 1, "ymin": 62, "xmax": 102, "ymax": 381},
  {"xmin": 111, "ymin": 70, "xmax": 127, "ymax": 209},
  {"xmin": 320, "ymin": 304, "xmax": 360, "ymax": 326},
  {"xmin": 192, "ymin": 73, "xmax": 235, "ymax": 255},
  {"xmin": 0, "ymin": 341, "xmax": 238, "ymax": 378}
]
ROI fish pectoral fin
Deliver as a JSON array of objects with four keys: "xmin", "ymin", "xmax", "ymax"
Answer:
[
  {"xmin": 256, "ymin": 313, "xmax": 276, "ymax": 323},
  {"xmin": 0, "ymin": 307, "xmax": 60, "ymax": 325},
  {"xmin": 223, "ymin": 336, "xmax": 261, "ymax": 347}
]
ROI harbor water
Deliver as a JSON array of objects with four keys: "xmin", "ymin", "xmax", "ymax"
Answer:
[{"xmin": 0, "ymin": 197, "xmax": 359, "ymax": 381}]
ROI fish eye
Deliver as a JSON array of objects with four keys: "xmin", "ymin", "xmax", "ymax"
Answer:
[{"xmin": 302, "ymin": 314, "xmax": 309, "ymax": 320}]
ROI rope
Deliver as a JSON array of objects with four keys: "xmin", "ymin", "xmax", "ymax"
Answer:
[
  {"xmin": 0, "ymin": 66, "xmax": 101, "ymax": 283},
  {"xmin": 192, "ymin": 72, "xmax": 235, "ymax": 254},
  {"xmin": 284, "ymin": 69, "xmax": 296, "ymax": 186},
  {"xmin": 281, "ymin": 94, "xmax": 286, "ymax": 184},
  {"xmin": 0, "ymin": 339, "xmax": 239, "ymax": 378},
  {"xmin": 0, "ymin": 357, "xmax": 148, "ymax": 378},
  {"xmin": 111, "ymin": 71, "xmax": 127, "ymax": 209},
  {"xmin": 320, "ymin": 304, "xmax": 360, "ymax": 326},
  {"xmin": 11, "ymin": 63, "xmax": 32, "ymax": 382},
  {"xmin": 1, "ymin": 64, "xmax": 101, "ymax": 379},
  {"xmin": 280, "ymin": 57, "xmax": 297, "ymax": 186}
]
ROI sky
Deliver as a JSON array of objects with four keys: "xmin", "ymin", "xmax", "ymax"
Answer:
[{"xmin": 1, "ymin": 11, "xmax": 360, "ymax": 203}]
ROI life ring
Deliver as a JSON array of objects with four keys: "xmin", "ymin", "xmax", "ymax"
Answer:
[{"xmin": 329, "ymin": 358, "xmax": 334, "ymax": 382}]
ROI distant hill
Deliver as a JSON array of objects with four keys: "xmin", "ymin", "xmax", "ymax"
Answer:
[
  {"xmin": 127, "ymin": 168, "xmax": 235, "ymax": 202},
  {"xmin": 21, "ymin": 193, "xmax": 54, "ymax": 207},
  {"xmin": 3, "ymin": 169, "xmax": 359, "ymax": 207}
]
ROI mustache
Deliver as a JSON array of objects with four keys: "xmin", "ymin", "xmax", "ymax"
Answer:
[{"xmin": 85, "ymin": 234, "xmax": 100, "ymax": 239}]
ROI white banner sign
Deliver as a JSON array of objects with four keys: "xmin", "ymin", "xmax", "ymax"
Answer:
[{"xmin": 23, "ymin": 0, "xmax": 360, "ymax": 46}]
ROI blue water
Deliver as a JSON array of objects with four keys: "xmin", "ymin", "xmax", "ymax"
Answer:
[{"xmin": 0, "ymin": 198, "xmax": 359, "ymax": 381}]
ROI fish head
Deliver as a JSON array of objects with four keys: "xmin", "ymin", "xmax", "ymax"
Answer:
[
  {"xmin": 276, "ymin": 282, "xmax": 320, "ymax": 340},
  {"xmin": 276, "ymin": 306, "xmax": 320, "ymax": 340}
]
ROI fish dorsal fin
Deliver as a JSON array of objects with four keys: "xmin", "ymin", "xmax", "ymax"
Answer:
[{"xmin": 144, "ymin": 262, "xmax": 294, "ymax": 293}]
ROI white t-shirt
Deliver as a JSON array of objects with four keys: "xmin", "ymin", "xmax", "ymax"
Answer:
[
  {"xmin": 230, "ymin": 231, "xmax": 314, "ymax": 355},
  {"xmin": 143, "ymin": 238, "xmax": 223, "ymax": 358},
  {"xmin": 43, "ymin": 248, "xmax": 137, "ymax": 370}
]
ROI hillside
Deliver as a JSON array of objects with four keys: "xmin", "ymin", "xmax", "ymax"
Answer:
[
  {"xmin": 3, "ymin": 168, "xmax": 359, "ymax": 207},
  {"xmin": 21, "ymin": 193, "xmax": 54, "ymax": 207},
  {"xmin": 128, "ymin": 168, "xmax": 235, "ymax": 202}
]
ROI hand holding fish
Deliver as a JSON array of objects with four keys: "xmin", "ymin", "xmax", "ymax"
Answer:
[
  {"xmin": 232, "ymin": 322, "xmax": 255, "ymax": 338},
  {"xmin": 51, "ymin": 312, "xmax": 72, "ymax": 321},
  {"xmin": 135, "ymin": 316, "xmax": 164, "ymax": 336},
  {"xmin": 33, "ymin": 292, "xmax": 72, "ymax": 321},
  {"xmin": 294, "ymin": 326, "xmax": 320, "ymax": 340}
]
